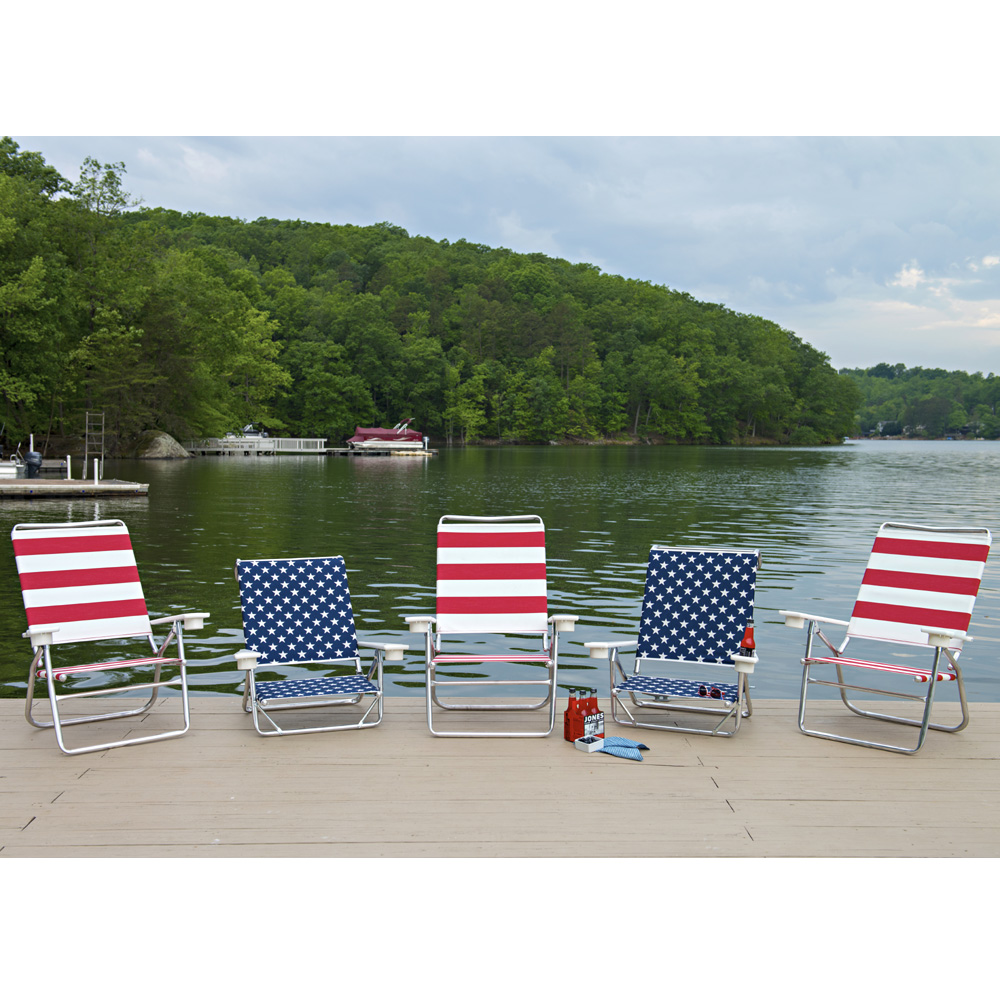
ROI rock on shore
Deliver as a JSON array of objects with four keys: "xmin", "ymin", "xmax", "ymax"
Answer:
[{"xmin": 130, "ymin": 430, "xmax": 191, "ymax": 459}]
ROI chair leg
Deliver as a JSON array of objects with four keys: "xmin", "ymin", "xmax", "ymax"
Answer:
[
  {"xmin": 44, "ymin": 664, "xmax": 191, "ymax": 756},
  {"xmin": 835, "ymin": 668, "xmax": 970, "ymax": 734},
  {"xmin": 797, "ymin": 661, "xmax": 946, "ymax": 754},
  {"xmin": 425, "ymin": 660, "xmax": 558, "ymax": 737},
  {"xmin": 249, "ymin": 693, "xmax": 383, "ymax": 736}
]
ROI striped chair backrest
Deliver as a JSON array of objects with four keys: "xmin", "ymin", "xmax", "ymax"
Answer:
[
  {"xmin": 235, "ymin": 556, "xmax": 359, "ymax": 664},
  {"xmin": 636, "ymin": 546, "xmax": 760, "ymax": 664},
  {"xmin": 435, "ymin": 515, "xmax": 548, "ymax": 634},
  {"xmin": 847, "ymin": 522, "xmax": 992, "ymax": 650},
  {"xmin": 11, "ymin": 520, "xmax": 152, "ymax": 644}
]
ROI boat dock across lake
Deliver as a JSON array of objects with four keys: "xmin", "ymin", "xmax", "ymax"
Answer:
[{"xmin": 185, "ymin": 436, "xmax": 436, "ymax": 457}]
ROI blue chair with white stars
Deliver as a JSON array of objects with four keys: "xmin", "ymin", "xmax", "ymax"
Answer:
[
  {"xmin": 585, "ymin": 545, "xmax": 761, "ymax": 737},
  {"xmin": 233, "ymin": 556, "xmax": 406, "ymax": 737}
]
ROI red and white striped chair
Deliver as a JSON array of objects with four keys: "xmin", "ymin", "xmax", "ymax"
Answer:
[
  {"xmin": 11, "ymin": 519, "xmax": 208, "ymax": 755},
  {"xmin": 405, "ymin": 515, "xmax": 578, "ymax": 737},
  {"xmin": 782, "ymin": 521, "xmax": 991, "ymax": 753}
]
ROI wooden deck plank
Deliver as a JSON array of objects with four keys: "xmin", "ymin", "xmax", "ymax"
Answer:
[{"xmin": 2, "ymin": 697, "xmax": 999, "ymax": 857}]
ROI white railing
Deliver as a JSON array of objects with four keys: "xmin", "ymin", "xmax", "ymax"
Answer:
[
  {"xmin": 185, "ymin": 437, "xmax": 328, "ymax": 453},
  {"xmin": 268, "ymin": 437, "xmax": 328, "ymax": 452}
]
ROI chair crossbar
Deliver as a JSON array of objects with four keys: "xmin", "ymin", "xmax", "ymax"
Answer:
[
  {"xmin": 616, "ymin": 674, "xmax": 740, "ymax": 704},
  {"xmin": 806, "ymin": 655, "xmax": 957, "ymax": 682},
  {"xmin": 54, "ymin": 677, "xmax": 187, "ymax": 701},
  {"xmin": 432, "ymin": 653, "xmax": 552, "ymax": 664},
  {"xmin": 39, "ymin": 655, "xmax": 181, "ymax": 679}
]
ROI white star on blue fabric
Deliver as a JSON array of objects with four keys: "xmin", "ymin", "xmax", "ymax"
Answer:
[
  {"xmin": 635, "ymin": 548, "xmax": 757, "ymax": 664},
  {"xmin": 236, "ymin": 557, "xmax": 359, "ymax": 665}
]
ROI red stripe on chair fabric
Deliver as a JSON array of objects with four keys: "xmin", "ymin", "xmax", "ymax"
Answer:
[
  {"xmin": 806, "ymin": 655, "xmax": 957, "ymax": 680},
  {"xmin": 437, "ymin": 563, "xmax": 547, "ymax": 580},
  {"xmin": 12, "ymin": 534, "xmax": 134, "ymax": 556},
  {"xmin": 18, "ymin": 565, "xmax": 141, "ymax": 590},
  {"xmin": 437, "ymin": 530, "xmax": 546, "ymax": 548},
  {"xmin": 860, "ymin": 568, "xmax": 981, "ymax": 595},
  {"xmin": 871, "ymin": 537, "xmax": 990, "ymax": 563},
  {"xmin": 851, "ymin": 601, "xmax": 972, "ymax": 632},
  {"xmin": 436, "ymin": 596, "xmax": 548, "ymax": 614},
  {"xmin": 25, "ymin": 598, "xmax": 150, "ymax": 627}
]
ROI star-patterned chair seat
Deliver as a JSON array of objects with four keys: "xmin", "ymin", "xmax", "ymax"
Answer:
[
  {"xmin": 616, "ymin": 674, "xmax": 739, "ymax": 704},
  {"xmin": 255, "ymin": 674, "xmax": 380, "ymax": 705}
]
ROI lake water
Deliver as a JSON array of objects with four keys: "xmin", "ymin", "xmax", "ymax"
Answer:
[{"xmin": 1, "ymin": 440, "xmax": 998, "ymax": 701}]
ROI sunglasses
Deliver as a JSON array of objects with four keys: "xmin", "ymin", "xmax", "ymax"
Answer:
[{"xmin": 698, "ymin": 685, "xmax": 723, "ymax": 699}]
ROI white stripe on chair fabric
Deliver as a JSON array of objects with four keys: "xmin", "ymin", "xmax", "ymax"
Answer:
[
  {"xmin": 12, "ymin": 521, "xmax": 152, "ymax": 643},
  {"xmin": 847, "ymin": 523, "xmax": 991, "ymax": 650},
  {"xmin": 435, "ymin": 517, "xmax": 548, "ymax": 634}
]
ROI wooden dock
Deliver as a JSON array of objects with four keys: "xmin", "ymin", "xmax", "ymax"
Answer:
[
  {"xmin": 0, "ymin": 478, "xmax": 148, "ymax": 499},
  {"xmin": 2, "ymin": 697, "xmax": 998, "ymax": 857}
]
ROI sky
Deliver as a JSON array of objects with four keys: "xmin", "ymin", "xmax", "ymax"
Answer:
[{"xmin": 7, "ymin": 3, "xmax": 999, "ymax": 376}]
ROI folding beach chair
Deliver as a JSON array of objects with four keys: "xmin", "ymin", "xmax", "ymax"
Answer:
[
  {"xmin": 405, "ymin": 515, "xmax": 578, "ymax": 737},
  {"xmin": 11, "ymin": 519, "xmax": 208, "ymax": 755},
  {"xmin": 782, "ymin": 521, "xmax": 991, "ymax": 754},
  {"xmin": 585, "ymin": 546, "xmax": 761, "ymax": 737},
  {"xmin": 234, "ymin": 556, "xmax": 405, "ymax": 736}
]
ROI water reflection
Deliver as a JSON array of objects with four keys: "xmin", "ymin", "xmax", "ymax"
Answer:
[{"xmin": 1, "ymin": 441, "xmax": 997, "ymax": 700}]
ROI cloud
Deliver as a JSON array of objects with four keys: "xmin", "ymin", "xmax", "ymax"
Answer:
[
  {"xmin": 891, "ymin": 263, "xmax": 927, "ymax": 289},
  {"xmin": 179, "ymin": 144, "xmax": 229, "ymax": 184}
]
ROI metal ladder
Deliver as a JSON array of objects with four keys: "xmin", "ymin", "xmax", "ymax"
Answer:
[{"xmin": 84, "ymin": 411, "xmax": 105, "ymax": 480}]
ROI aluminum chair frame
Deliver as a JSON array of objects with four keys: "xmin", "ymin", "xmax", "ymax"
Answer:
[
  {"xmin": 12, "ymin": 519, "xmax": 207, "ymax": 756},
  {"xmin": 782, "ymin": 521, "xmax": 991, "ymax": 754},
  {"xmin": 234, "ymin": 556, "xmax": 405, "ymax": 737},
  {"xmin": 586, "ymin": 545, "xmax": 760, "ymax": 738},
  {"xmin": 406, "ymin": 514, "xmax": 578, "ymax": 738}
]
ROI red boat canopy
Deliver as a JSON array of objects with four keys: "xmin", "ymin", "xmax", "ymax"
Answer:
[{"xmin": 347, "ymin": 419, "xmax": 422, "ymax": 444}]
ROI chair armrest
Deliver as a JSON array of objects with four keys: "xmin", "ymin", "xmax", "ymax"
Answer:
[
  {"xmin": 732, "ymin": 653, "xmax": 757, "ymax": 674},
  {"xmin": 234, "ymin": 650, "xmax": 261, "ymax": 671},
  {"xmin": 358, "ymin": 641, "xmax": 408, "ymax": 661},
  {"xmin": 920, "ymin": 626, "xmax": 968, "ymax": 647},
  {"xmin": 549, "ymin": 614, "xmax": 578, "ymax": 632},
  {"xmin": 780, "ymin": 611, "xmax": 849, "ymax": 630},
  {"xmin": 150, "ymin": 612, "xmax": 210, "ymax": 630},
  {"xmin": 23, "ymin": 625, "xmax": 59, "ymax": 647},
  {"xmin": 584, "ymin": 639, "xmax": 638, "ymax": 659},
  {"xmin": 404, "ymin": 616, "xmax": 435, "ymax": 633}
]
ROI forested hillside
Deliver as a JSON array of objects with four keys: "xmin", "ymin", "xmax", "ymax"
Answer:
[
  {"xmin": 2, "ymin": 139, "xmax": 861, "ymax": 454},
  {"xmin": 843, "ymin": 363, "xmax": 1000, "ymax": 438}
]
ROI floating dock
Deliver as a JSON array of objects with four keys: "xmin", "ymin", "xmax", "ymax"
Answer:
[
  {"xmin": 328, "ymin": 448, "xmax": 437, "ymax": 457},
  {"xmin": 2, "ymin": 696, "xmax": 998, "ymax": 857},
  {"xmin": 185, "ymin": 436, "xmax": 328, "ymax": 456},
  {"xmin": 0, "ymin": 479, "xmax": 149, "ymax": 499}
]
